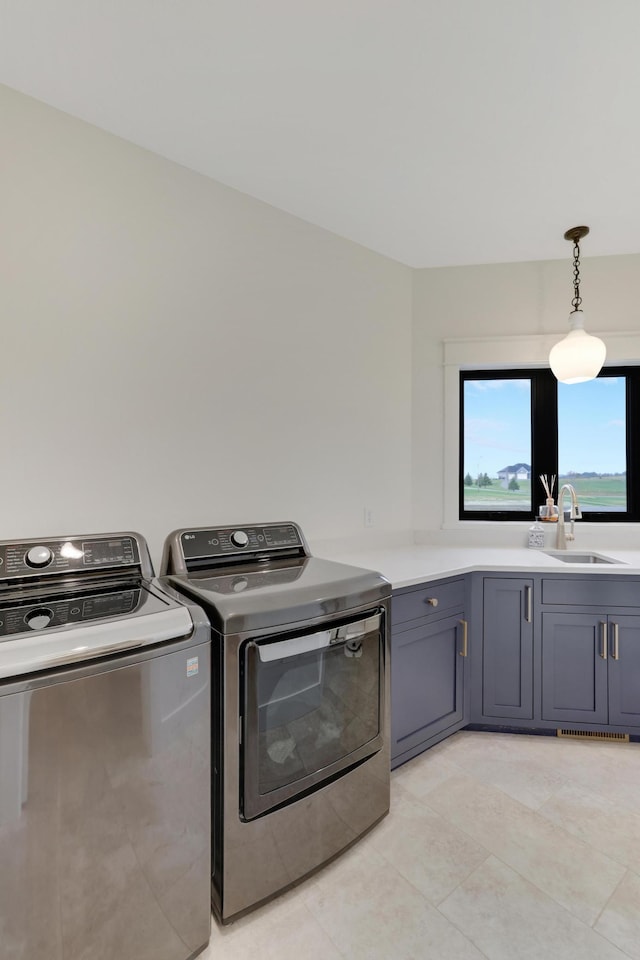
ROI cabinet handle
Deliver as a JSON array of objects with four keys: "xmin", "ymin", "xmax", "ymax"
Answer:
[
  {"xmin": 612, "ymin": 622, "xmax": 620, "ymax": 660},
  {"xmin": 600, "ymin": 621, "xmax": 608, "ymax": 660},
  {"xmin": 524, "ymin": 584, "xmax": 532, "ymax": 623},
  {"xmin": 459, "ymin": 619, "xmax": 468, "ymax": 657},
  {"xmin": 426, "ymin": 597, "xmax": 439, "ymax": 607}
]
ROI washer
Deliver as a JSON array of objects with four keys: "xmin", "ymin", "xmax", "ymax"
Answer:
[
  {"xmin": 160, "ymin": 521, "xmax": 391, "ymax": 923},
  {"xmin": 0, "ymin": 532, "xmax": 211, "ymax": 960}
]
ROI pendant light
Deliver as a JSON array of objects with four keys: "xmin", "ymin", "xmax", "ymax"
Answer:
[{"xmin": 549, "ymin": 225, "xmax": 606, "ymax": 384}]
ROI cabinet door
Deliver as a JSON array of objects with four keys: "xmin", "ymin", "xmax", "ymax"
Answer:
[
  {"xmin": 391, "ymin": 614, "xmax": 465, "ymax": 760},
  {"xmin": 482, "ymin": 578, "xmax": 533, "ymax": 719},
  {"xmin": 607, "ymin": 615, "xmax": 640, "ymax": 727},
  {"xmin": 541, "ymin": 612, "xmax": 608, "ymax": 723}
]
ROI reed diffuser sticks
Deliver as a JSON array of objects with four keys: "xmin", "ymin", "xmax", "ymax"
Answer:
[
  {"xmin": 540, "ymin": 474, "xmax": 556, "ymax": 500},
  {"xmin": 539, "ymin": 474, "xmax": 558, "ymax": 521}
]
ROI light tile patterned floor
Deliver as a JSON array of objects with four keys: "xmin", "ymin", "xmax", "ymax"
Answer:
[{"xmin": 201, "ymin": 731, "xmax": 640, "ymax": 960}]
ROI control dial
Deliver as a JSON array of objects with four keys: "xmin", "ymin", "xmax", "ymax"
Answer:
[
  {"xmin": 230, "ymin": 530, "xmax": 249, "ymax": 548},
  {"xmin": 25, "ymin": 545, "xmax": 54, "ymax": 568},
  {"xmin": 25, "ymin": 607, "xmax": 54, "ymax": 630}
]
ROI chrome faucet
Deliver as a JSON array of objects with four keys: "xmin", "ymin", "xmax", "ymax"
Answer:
[{"xmin": 556, "ymin": 483, "xmax": 582, "ymax": 549}]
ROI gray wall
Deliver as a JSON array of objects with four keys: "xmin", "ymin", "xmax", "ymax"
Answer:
[{"xmin": 0, "ymin": 84, "xmax": 413, "ymax": 564}]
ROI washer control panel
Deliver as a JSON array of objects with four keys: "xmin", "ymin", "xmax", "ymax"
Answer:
[
  {"xmin": 181, "ymin": 523, "xmax": 305, "ymax": 562},
  {"xmin": 0, "ymin": 536, "xmax": 140, "ymax": 581}
]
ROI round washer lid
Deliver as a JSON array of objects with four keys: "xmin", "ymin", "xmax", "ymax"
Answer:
[{"xmin": 0, "ymin": 585, "xmax": 194, "ymax": 680}]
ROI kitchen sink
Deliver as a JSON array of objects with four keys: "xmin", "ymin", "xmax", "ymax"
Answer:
[{"xmin": 543, "ymin": 551, "xmax": 621, "ymax": 564}]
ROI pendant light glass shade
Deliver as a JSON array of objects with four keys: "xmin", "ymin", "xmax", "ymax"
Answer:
[
  {"xmin": 549, "ymin": 310, "xmax": 606, "ymax": 384},
  {"xmin": 549, "ymin": 225, "xmax": 606, "ymax": 384}
]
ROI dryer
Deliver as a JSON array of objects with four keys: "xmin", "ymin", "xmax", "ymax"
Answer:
[{"xmin": 160, "ymin": 521, "xmax": 391, "ymax": 923}]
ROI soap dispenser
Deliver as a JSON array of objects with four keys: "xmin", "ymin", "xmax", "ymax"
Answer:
[{"xmin": 527, "ymin": 521, "xmax": 545, "ymax": 549}]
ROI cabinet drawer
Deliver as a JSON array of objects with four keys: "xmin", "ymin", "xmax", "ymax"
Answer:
[
  {"xmin": 392, "ymin": 578, "xmax": 465, "ymax": 627},
  {"xmin": 542, "ymin": 578, "xmax": 640, "ymax": 608}
]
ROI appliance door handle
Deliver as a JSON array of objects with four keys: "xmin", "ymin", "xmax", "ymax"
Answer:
[{"xmin": 256, "ymin": 612, "xmax": 382, "ymax": 662}]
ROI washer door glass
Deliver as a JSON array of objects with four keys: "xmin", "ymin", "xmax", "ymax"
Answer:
[{"xmin": 242, "ymin": 611, "xmax": 383, "ymax": 820}]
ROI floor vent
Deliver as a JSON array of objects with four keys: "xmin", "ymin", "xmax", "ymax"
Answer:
[{"xmin": 557, "ymin": 729, "xmax": 629, "ymax": 742}]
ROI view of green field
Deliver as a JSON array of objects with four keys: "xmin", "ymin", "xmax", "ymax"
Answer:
[
  {"xmin": 462, "ymin": 375, "xmax": 628, "ymax": 514},
  {"xmin": 463, "ymin": 476, "xmax": 626, "ymax": 511}
]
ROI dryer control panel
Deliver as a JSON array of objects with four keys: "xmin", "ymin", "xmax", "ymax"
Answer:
[
  {"xmin": 161, "ymin": 522, "xmax": 310, "ymax": 574},
  {"xmin": 181, "ymin": 523, "xmax": 304, "ymax": 560}
]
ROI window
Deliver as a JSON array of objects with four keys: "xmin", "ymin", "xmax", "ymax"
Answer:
[
  {"xmin": 557, "ymin": 377, "xmax": 627, "ymax": 513},
  {"xmin": 460, "ymin": 367, "xmax": 639, "ymax": 521}
]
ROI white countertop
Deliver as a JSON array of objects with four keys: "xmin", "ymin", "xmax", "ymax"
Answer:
[{"xmin": 312, "ymin": 543, "xmax": 640, "ymax": 590}]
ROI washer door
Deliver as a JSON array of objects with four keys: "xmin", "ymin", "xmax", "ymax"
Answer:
[{"xmin": 241, "ymin": 611, "xmax": 384, "ymax": 820}]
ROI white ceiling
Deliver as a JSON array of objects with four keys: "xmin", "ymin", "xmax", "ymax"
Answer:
[{"xmin": 2, "ymin": 0, "xmax": 640, "ymax": 268}]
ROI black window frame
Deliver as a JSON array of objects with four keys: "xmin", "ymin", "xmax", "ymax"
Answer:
[{"xmin": 459, "ymin": 366, "xmax": 640, "ymax": 522}]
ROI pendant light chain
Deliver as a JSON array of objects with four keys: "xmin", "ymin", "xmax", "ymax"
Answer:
[{"xmin": 571, "ymin": 240, "xmax": 582, "ymax": 311}]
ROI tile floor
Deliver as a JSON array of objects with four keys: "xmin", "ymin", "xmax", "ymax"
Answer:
[{"xmin": 201, "ymin": 731, "xmax": 640, "ymax": 960}]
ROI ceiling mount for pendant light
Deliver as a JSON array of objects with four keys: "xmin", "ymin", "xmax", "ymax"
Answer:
[{"xmin": 549, "ymin": 225, "xmax": 606, "ymax": 384}]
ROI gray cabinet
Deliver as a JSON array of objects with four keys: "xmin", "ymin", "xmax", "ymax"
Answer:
[
  {"xmin": 477, "ymin": 577, "xmax": 534, "ymax": 721},
  {"xmin": 391, "ymin": 578, "xmax": 468, "ymax": 768},
  {"xmin": 542, "ymin": 611, "xmax": 640, "ymax": 727},
  {"xmin": 390, "ymin": 569, "xmax": 640, "ymax": 762},
  {"xmin": 475, "ymin": 572, "xmax": 640, "ymax": 735},
  {"xmin": 541, "ymin": 612, "xmax": 608, "ymax": 723},
  {"xmin": 608, "ymin": 615, "xmax": 640, "ymax": 726}
]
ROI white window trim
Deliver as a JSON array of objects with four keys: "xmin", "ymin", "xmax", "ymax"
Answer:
[{"xmin": 442, "ymin": 332, "xmax": 640, "ymax": 528}]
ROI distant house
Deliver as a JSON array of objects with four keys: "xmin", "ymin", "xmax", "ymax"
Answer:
[{"xmin": 497, "ymin": 463, "xmax": 531, "ymax": 488}]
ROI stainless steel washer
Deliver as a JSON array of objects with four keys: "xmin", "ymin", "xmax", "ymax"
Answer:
[
  {"xmin": 0, "ymin": 532, "xmax": 211, "ymax": 960},
  {"xmin": 160, "ymin": 521, "xmax": 391, "ymax": 923}
]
